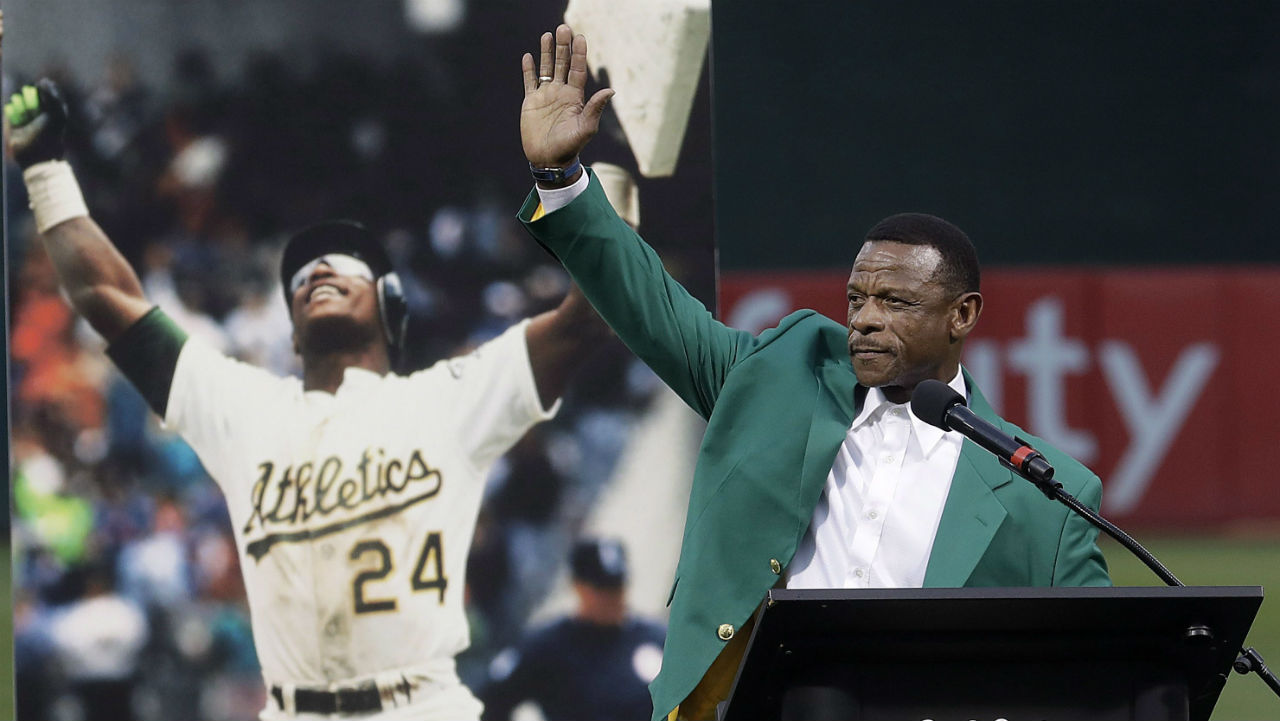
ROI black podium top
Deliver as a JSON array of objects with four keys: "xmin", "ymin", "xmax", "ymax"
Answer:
[{"xmin": 724, "ymin": 586, "xmax": 1263, "ymax": 721}]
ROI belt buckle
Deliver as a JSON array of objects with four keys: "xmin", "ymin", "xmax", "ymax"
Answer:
[{"xmin": 332, "ymin": 688, "xmax": 348, "ymax": 715}]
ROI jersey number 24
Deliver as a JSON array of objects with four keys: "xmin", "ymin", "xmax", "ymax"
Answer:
[{"xmin": 349, "ymin": 532, "xmax": 448, "ymax": 614}]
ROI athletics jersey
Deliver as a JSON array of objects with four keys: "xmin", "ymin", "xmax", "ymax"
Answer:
[{"xmin": 114, "ymin": 310, "xmax": 556, "ymax": 698}]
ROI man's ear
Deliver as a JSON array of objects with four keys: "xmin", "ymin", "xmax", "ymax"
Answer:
[{"xmin": 949, "ymin": 291, "xmax": 983, "ymax": 342}]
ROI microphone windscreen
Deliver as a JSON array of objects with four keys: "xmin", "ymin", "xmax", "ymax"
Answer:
[{"xmin": 910, "ymin": 379, "xmax": 965, "ymax": 430}]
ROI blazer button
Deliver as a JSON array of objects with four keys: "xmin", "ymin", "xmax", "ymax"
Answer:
[
  {"xmin": 769, "ymin": 558, "xmax": 782, "ymax": 575},
  {"xmin": 717, "ymin": 623, "xmax": 735, "ymax": 641}
]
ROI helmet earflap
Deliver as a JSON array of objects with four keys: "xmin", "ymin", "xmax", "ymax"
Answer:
[{"xmin": 376, "ymin": 272, "xmax": 408, "ymax": 355}]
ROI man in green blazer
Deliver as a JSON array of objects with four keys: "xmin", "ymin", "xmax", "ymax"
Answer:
[{"xmin": 516, "ymin": 26, "xmax": 1111, "ymax": 721}]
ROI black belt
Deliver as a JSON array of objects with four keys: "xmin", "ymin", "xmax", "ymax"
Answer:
[{"xmin": 272, "ymin": 682, "xmax": 383, "ymax": 714}]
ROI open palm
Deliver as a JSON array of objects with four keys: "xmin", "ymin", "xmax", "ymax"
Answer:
[{"xmin": 521, "ymin": 25, "xmax": 614, "ymax": 170}]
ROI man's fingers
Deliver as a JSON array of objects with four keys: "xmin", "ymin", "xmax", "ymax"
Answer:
[
  {"xmin": 582, "ymin": 88, "xmax": 615, "ymax": 125},
  {"xmin": 522, "ymin": 53, "xmax": 537, "ymax": 96},
  {"xmin": 539, "ymin": 31, "xmax": 554, "ymax": 82},
  {"xmin": 553, "ymin": 24, "xmax": 573, "ymax": 83},
  {"xmin": 567, "ymin": 33, "xmax": 590, "ymax": 90}
]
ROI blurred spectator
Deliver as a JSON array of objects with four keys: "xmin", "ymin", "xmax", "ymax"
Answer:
[
  {"xmin": 479, "ymin": 538, "xmax": 666, "ymax": 721},
  {"xmin": 84, "ymin": 55, "xmax": 151, "ymax": 164},
  {"xmin": 11, "ymin": 244, "xmax": 111, "ymax": 436},
  {"xmin": 138, "ymin": 241, "xmax": 231, "ymax": 353},
  {"xmin": 13, "ymin": 591, "xmax": 60, "ymax": 721},
  {"xmin": 221, "ymin": 246, "xmax": 299, "ymax": 377},
  {"xmin": 11, "ymin": 436, "xmax": 94, "ymax": 570},
  {"xmin": 117, "ymin": 496, "xmax": 194, "ymax": 609},
  {"xmin": 47, "ymin": 563, "xmax": 149, "ymax": 721}
]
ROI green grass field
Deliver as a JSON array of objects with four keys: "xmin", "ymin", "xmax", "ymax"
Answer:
[
  {"xmin": 1102, "ymin": 534, "xmax": 1280, "ymax": 720},
  {"xmin": 0, "ymin": 537, "xmax": 1275, "ymax": 720}
]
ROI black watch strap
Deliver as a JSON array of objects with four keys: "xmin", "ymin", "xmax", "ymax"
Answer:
[{"xmin": 529, "ymin": 157, "xmax": 583, "ymax": 184}]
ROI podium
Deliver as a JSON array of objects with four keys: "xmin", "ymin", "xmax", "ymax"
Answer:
[{"xmin": 721, "ymin": 586, "xmax": 1262, "ymax": 721}]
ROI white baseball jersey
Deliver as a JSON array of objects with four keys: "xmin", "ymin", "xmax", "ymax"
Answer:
[{"xmin": 163, "ymin": 319, "xmax": 556, "ymax": 719}]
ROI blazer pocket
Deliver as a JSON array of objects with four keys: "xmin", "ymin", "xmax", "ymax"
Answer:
[{"xmin": 666, "ymin": 576, "xmax": 679, "ymax": 607}]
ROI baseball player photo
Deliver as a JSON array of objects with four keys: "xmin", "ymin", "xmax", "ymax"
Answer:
[{"xmin": 6, "ymin": 77, "xmax": 608, "ymax": 721}]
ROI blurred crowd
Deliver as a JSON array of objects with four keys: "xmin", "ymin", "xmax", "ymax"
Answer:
[{"xmin": 6, "ymin": 46, "xmax": 664, "ymax": 721}]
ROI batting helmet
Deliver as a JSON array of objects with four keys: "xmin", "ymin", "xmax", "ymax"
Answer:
[{"xmin": 279, "ymin": 220, "xmax": 408, "ymax": 355}]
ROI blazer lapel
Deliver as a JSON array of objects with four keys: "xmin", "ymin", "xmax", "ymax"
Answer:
[
  {"xmin": 795, "ymin": 358, "xmax": 859, "ymax": 539},
  {"xmin": 923, "ymin": 374, "xmax": 1014, "ymax": 587}
]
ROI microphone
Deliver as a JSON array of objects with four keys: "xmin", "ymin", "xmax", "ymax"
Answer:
[{"xmin": 910, "ymin": 379, "xmax": 1056, "ymax": 485}]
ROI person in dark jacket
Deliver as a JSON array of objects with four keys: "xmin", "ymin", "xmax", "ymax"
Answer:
[{"xmin": 480, "ymin": 538, "xmax": 667, "ymax": 721}]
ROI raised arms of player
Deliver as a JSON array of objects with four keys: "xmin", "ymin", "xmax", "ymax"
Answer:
[
  {"xmin": 525, "ymin": 281, "xmax": 609, "ymax": 410},
  {"xmin": 7, "ymin": 81, "xmax": 152, "ymax": 342}
]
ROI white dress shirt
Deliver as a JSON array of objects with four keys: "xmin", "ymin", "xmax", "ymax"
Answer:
[
  {"xmin": 786, "ymin": 368, "xmax": 968, "ymax": 589},
  {"xmin": 535, "ymin": 170, "xmax": 591, "ymax": 212}
]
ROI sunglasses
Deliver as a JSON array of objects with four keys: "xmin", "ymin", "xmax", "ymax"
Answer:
[{"xmin": 289, "ymin": 254, "xmax": 375, "ymax": 294}]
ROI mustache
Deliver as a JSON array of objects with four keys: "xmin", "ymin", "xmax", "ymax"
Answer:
[
  {"xmin": 848, "ymin": 331, "xmax": 889, "ymax": 353},
  {"xmin": 848, "ymin": 342, "xmax": 892, "ymax": 353}
]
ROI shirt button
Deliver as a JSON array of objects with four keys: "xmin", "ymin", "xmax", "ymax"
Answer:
[
  {"xmin": 868, "ymin": 510, "xmax": 878, "ymax": 520},
  {"xmin": 884, "ymin": 455, "xmax": 895, "ymax": 464},
  {"xmin": 854, "ymin": 568, "xmax": 864, "ymax": 578},
  {"xmin": 717, "ymin": 624, "xmax": 735, "ymax": 641}
]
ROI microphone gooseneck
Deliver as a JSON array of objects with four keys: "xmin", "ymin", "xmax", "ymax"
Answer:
[{"xmin": 909, "ymin": 378, "xmax": 1280, "ymax": 700}]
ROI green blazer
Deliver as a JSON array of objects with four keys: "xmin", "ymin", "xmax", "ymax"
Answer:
[{"xmin": 520, "ymin": 172, "xmax": 1111, "ymax": 721}]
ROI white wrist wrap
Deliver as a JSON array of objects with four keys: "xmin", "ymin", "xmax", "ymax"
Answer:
[{"xmin": 23, "ymin": 160, "xmax": 89, "ymax": 234}]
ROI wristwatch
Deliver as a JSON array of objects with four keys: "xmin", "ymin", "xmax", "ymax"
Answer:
[{"xmin": 529, "ymin": 157, "xmax": 583, "ymax": 184}]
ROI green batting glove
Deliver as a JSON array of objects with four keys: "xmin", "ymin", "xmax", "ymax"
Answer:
[{"xmin": 6, "ymin": 78, "xmax": 69, "ymax": 170}]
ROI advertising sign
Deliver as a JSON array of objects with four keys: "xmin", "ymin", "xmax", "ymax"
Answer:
[{"xmin": 721, "ymin": 267, "xmax": 1280, "ymax": 526}]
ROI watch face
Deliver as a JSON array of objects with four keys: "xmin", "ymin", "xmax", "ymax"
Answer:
[{"xmin": 530, "ymin": 159, "xmax": 581, "ymax": 182}]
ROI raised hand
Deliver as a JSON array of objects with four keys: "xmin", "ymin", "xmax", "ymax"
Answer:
[
  {"xmin": 521, "ymin": 24, "xmax": 614, "ymax": 174},
  {"xmin": 6, "ymin": 79, "xmax": 70, "ymax": 170}
]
